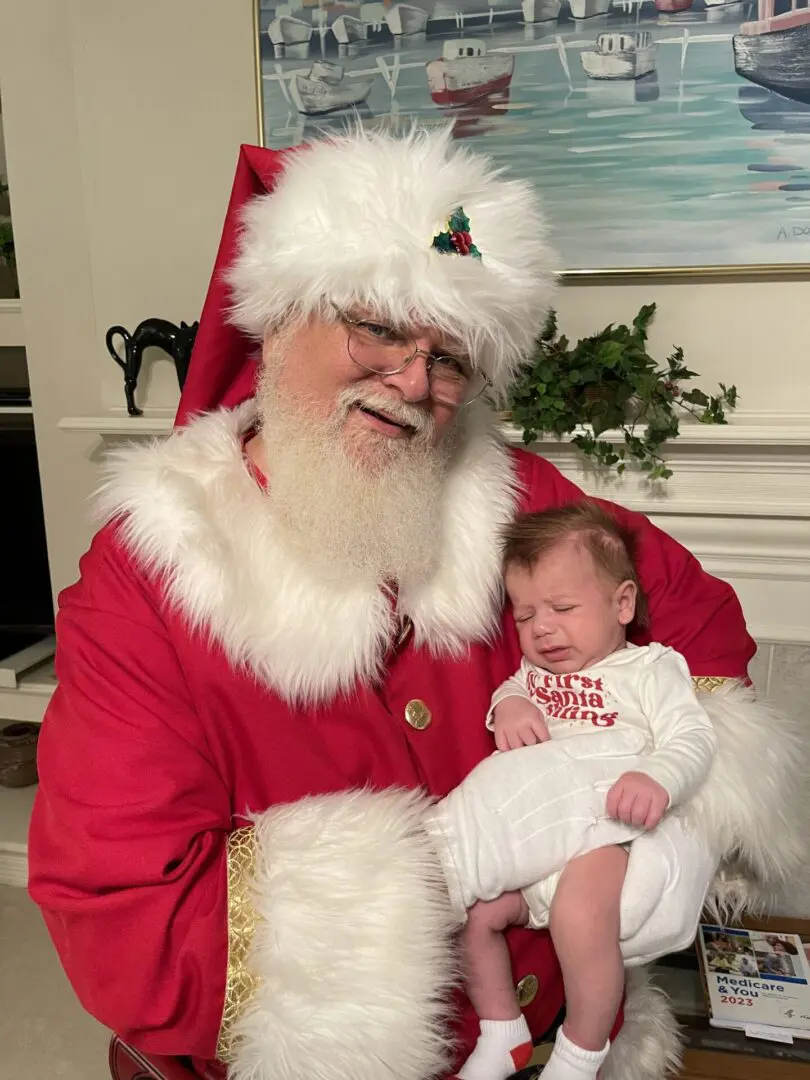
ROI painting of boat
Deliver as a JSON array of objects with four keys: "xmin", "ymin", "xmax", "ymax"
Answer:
[
  {"xmin": 733, "ymin": 1, "xmax": 810, "ymax": 104},
  {"xmin": 704, "ymin": 2, "xmax": 746, "ymax": 22},
  {"xmin": 289, "ymin": 60, "xmax": 376, "ymax": 115},
  {"xmin": 385, "ymin": 3, "xmax": 431, "ymax": 34},
  {"xmin": 522, "ymin": 0, "xmax": 563, "ymax": 20},
  {"xmin": 426, "ymin": 38, "xmax": 515, "ymax": 106},
  {"xmin": 358, "ymin": 1, "xmax": 387, "ymax": 30},
  {"xmin": 581, "ymin": 30, "xmax": 657, "ymax": 78},
  {"xmin": 569, "ymin": 0, "xmax": 612, "ymax": 18},
  {"xmin": 267, "ymin": 14, "xmax": 314, "ymax": 46},
  {"xmin": 331, "ymin": 14, "xmax": 368, "ymax": 43}
]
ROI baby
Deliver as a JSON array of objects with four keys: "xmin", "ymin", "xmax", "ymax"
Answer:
[{"xmin": 424, "ymin": 501, "xmax": 718, "ymax": 1080}]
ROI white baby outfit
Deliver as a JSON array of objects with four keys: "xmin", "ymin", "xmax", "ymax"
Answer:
[{"xmin": 424, "ymin": 642, "xmax": 719, "ymax": 965}]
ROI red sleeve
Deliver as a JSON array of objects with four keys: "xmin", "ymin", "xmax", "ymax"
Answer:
[
  {"xmin": 27, "ymin": 527, "xmax": 230, "ymax": 1058},
  {"xmin": 515, "ymin": 450, "xmax": 755, "ymax": 679}
]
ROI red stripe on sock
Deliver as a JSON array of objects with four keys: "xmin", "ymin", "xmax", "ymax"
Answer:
[{"xmin": 510, "ymin": 1041, "xmax": 533, "ymax": 1071}]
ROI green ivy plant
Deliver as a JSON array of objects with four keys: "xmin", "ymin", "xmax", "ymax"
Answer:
[{"xmin": 507, "ymin": 303, "xmax": 738, "ymax": 481}]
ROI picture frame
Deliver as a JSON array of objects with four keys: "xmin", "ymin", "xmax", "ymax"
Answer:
[{"xmin": 252, "ymin": 0, "xmax": 810, "ymax": 280}]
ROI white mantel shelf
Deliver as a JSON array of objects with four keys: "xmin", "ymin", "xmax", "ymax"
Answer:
[
  {"xmin": 504, "ymin": 414, "xmax": 810, "ymax": 449},
  {"xmin": 56, "ymin": 409, "xmax": 810, "ymax": 524},
  {"xmin": 0, "ymin": 658, "xmax": 56, "ymax": 725},
  {"xmin": 0, "ymin": 298, "xmax": 25, "ymax": 348},
  {"xmin": 58, "ymin": 414, "xmax": 174, "ymax": 435},
  {"xmin": 57, "ymin": 411, "xmax": 810, "ymax": 446}
]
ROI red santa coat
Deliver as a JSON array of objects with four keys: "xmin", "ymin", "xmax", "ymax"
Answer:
[{"xmin": 27, "ymin": 397, "xmax": 770, "ymax": 1080}]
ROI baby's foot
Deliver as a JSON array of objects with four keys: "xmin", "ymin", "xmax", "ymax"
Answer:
[
  {"xmin": 457, "ymin": 1017, "xmax": 534, "ymax": 1080},
  {"xmin": 540, "ymin": 1027, "xmax": 609, "ymax": 1080}
]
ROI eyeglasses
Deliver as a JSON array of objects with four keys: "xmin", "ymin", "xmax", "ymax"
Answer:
[{"xmin": 331, "ymin": 304, "xmax": 491, "ymax": 407}]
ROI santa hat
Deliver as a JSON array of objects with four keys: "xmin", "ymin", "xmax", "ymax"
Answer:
[{"xmin": 177, "ymin": 126, "xmax": 557, "ymax": 424}]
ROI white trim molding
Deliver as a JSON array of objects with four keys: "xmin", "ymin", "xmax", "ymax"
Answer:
[
  {"xmin": 58, "ymin": 413, "xmax": 174, "ymax": 436},
  {"xmin": 59, "ymin": 409, "xmax": 810, "ymax": 451},
  {"xmin": 505, "ymin": 411, "xmax": 810, "ymax": 520},
  {"xmin": 0, "ymin": 298, "xmax": 25, "ymax": 348}
]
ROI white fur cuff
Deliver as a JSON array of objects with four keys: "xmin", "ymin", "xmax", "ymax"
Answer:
[{"xmin": 228, "ymin": 788, "xmax": 458, "ymax": 1080}]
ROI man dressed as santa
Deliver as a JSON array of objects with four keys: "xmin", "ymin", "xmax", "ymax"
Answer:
[{"xmin": 28, "ymin": 126, "xmax": 805, "ymax": 1080}]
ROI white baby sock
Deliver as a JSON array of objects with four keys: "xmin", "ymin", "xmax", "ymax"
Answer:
[
  {"xmin": 456, "ymin": 1016, "xmax": 534, "ymax": 1080},
  {"xmin": 540, "ymin": 1027, "xmax": 610, "ymax": 1080}
]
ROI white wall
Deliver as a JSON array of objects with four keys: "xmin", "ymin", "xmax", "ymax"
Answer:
[
  {"xmin": 0, "ymin": 0, "xmax": 808, "ymax": 620},
  {"xmin": 0, "ymin": 0, "xmax": 258, "ymax": 594}
]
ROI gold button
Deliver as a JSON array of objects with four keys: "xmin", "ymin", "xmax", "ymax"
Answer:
[
  {"xmin": 404, "ymin": 700, "xmax": 432, "ymax": 730},
  {"xmin": 516, "ymin": 973, "xmax": 539, "ymax": 1008}
]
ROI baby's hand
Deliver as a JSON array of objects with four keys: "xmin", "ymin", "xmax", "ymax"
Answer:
[
  {"xmin": 606, "ymin": 771, "xmax": 669, "ymax": 830},
  {"xmin": 493, "ymin": 697, "xmax": 550, "ymax": 751}
]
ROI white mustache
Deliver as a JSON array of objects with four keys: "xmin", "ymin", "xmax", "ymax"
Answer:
[{"xmin": 336, "ymin": 387, "xmax": 435, "ymax": 436}]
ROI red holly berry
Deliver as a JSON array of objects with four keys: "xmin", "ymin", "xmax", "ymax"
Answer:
[{"xmin": 451, "ymin": 231, "xmax": 471, "ymax": 255}]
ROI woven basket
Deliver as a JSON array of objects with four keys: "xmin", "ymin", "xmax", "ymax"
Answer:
[{"xmin": 0, "ymin": 722, "xmax": 40, "ymax": 788}]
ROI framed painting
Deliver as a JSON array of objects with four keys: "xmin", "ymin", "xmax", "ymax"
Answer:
[{"xmin": 253, "ymin": 0, "xmax": 810, "ymax": 276}]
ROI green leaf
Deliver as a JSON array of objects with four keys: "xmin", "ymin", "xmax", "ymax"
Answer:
[
  {"xmin": 540, "ymin": 311, "xmax": 558, "ymax": 342},
  {"xmin": 597, "ymin": 341, "xmax": 625, "ymax": 369},
  {"xmin": 632, "ymin": 304, "xmax": 656, "ymax": 339},
  {"xmin": 508, "ymin": 303, "xmax": 731, "ymax": 485}
]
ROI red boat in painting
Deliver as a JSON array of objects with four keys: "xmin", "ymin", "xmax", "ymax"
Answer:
[
  {"xmin": 426, "ymin": 39, "xmax": 515, "ymax": 107},
  {"xmin": 654, "ymin": 0, "xmax": 693, "ymax": 11}
]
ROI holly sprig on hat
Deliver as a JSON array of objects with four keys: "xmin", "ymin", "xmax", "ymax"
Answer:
[{"xmin": 432, "ymin": 207, "xmax": 482, "ymax": 260}]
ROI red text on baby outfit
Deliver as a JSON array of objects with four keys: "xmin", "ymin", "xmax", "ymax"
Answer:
[{"xmin": 526, "ymin": 671, "xmax": 618, "ymax": 727}]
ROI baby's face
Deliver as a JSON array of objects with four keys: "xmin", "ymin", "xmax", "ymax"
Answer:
[{"xmin": 505, "ymin": 537, "xmax": 636, "ymax": 674}]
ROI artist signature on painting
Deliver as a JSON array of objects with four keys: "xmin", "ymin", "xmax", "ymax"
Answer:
[{"xmin": 777, "ymin": 226, "xmax": 810, "ymax": 241}]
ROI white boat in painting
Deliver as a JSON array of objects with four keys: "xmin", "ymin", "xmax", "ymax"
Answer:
[
  {"xmin": 733, "ymin": 0, "xmax": 810, "ymax": 104},
  {"xmin": 426, "ymin": 38, "xmax": 515, "ymax": 105},
  {"xmin": 386, "ymin": 3, "xmax": 430, "ymax": 34},
  {"xmin": 581, "ymin": 30, "xmax": 657, "ymax": 78},
  {"xmin": 289, "ymin": 60, "xmax": 376, "ymax": 115},
  {"xmin": 267, "ymin": 14, "xmax": 313, "ymax": 46},
  {"xmin": 703, "ymin": 0, "xmax": 745, "ymax": 22},
  {"xmin": 331, "ymin": 14, "xmax": 368, "ymax": 43},
  {"xmin": 569, "ymin": 0, "xmax": 611, "ymax": 17},
  {"xmin": 360, "ymin": 1, "xmax": 388, "ymax": 30},
  {"xmin": 522, "ymin": 0, "xmax": 562, "ymax": 20}
]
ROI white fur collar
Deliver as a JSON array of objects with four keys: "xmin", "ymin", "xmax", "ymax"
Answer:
[{"xmin": 97, "ymin": 402, "xmax": 520, "ymax": 705}]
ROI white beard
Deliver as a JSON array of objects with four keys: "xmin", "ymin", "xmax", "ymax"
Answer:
[{"xmin": 257, "ymin": 368, "xmax": 467, "ymax": 588}]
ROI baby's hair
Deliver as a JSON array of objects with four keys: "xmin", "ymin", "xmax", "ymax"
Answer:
[{"xmin": 501, "ymin": 500, "xmax": 649, "ymax": 628}]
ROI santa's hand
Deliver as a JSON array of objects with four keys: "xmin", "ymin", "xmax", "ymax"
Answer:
[
  {"xmin": 493, "ymin": 697, "xmax": 550, "ymax": 751},
  {"xmin": 606, "ymin": 771, "xmax": 669, "ymax": 830}
]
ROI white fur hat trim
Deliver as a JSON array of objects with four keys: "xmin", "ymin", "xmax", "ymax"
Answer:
[{"xmin": 227, "ymin": 125, "xmax": 557, "ymax": 402}]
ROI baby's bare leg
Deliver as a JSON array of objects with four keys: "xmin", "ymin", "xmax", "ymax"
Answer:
[
  {"xmin": 464, "ymin": 891, "xmax": 529, "ymax": 1020},
  {"xmin": 542, "ymin": 846, "xmax": 629, "ymax": 1080},
  {"xmin": 457, "ymin": 892, "xmax": 534, "ymax": 1080}
]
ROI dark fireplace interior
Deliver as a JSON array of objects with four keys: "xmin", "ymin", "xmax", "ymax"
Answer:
[{"xmin": 0, "ymin": 346, "xmax": 54, "ymax": 662}]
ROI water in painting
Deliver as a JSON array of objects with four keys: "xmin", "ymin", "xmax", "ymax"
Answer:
[{"xmin": 256, "ymin": 0, "xmax": 810, "ymax": 269}]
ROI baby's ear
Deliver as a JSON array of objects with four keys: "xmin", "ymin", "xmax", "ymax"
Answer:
[{"xmin": 615, "ymin": 580, "xmax": 637, "ymax": 626}]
